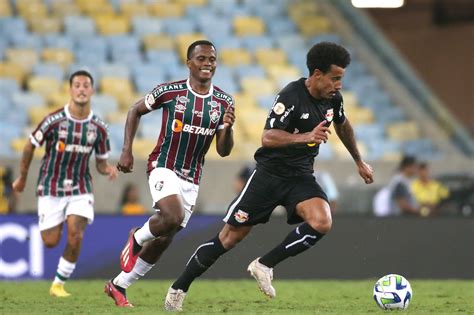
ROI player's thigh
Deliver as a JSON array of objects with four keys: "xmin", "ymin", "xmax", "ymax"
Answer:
[
  {"xmin": 66, "ymin": 214, "xmax": 88, "ymax": 242},
  {"xmin": 285, "ymin": 175, "xmax": 331, "ymax": 225},
  {"xmin": 65, "ymin": 194, "xmax": 95, "ymax": 226},
  {"xmin": 148, "ymin": 168, "xmax": 196, "ymax": 228},
  {"xmin": 38, "ymin": 196, "xmax": 67, "ymax": 244},
  {"xmin": 223, "ymin": 168, "xmax": 283, "ymax": 226}
]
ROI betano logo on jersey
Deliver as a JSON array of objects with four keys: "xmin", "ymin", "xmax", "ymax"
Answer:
[
  {"xmin": 56, "ymin": 141, "xmax": 92, "ymax": 153},
  {"xmin": 172, "ymin": 119, "xmax": 215, "ymax": 136}
]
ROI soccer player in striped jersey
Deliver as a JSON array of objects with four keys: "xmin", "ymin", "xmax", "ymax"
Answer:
[
  {"xmin": 12, "ymin": 70, "xmax": 118, "ymax": 297},
  {"xmin": 104, "ymin": 40, "xmax": 235, "ymax": 307}
]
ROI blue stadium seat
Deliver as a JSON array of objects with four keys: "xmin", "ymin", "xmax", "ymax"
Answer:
[
  {"xmin": 140, "ymin": 114, "xmax": 163, "ymax": 139},
  {"xmin": 267, "ymin": 20, "xmax": 297, "ymax": 36},
  {"xmin": 111, "ymin": 50, "xmax": 143, "ymax": 65},
  {"xmin": 91, "ymin": 94, "xmax": 119, "ymax": 118},
  {"xmin": 0, "ymin": 17, "xmax": 28, "ymax": 41},
  {"xmin": 213, "ymin": 67, "xmax": 239, "ymax": 94},
  {"xmin": 309, "ymin": 33, "xmax": 342, "ymax": 45},
  {"xmin": 98, "ymin": 63, "xmax": 131, "ymax": 79},
  {"xmin": 198, "ymin": 18, "xmax": 233, "ymax": 39},
  {"xmin": 12, "ymin": 92, "xmax": 44, "ymax": 109},
  {"xmin": 209, "ymin": 36, "xmax": 242, "ymax": 49},
  {"xmin": 234, "ymin": 64, "xmax": 266, "ymax": 81},
  {"xmin": 0, "ymin": 78, "xmax": 20, "ymax": 97},
  {"xmin": 64, "ymin": 16, "xmax": 96, "ymax": 38},
  {"xmin": 354, "ymin": 123, "xmax": 386, "ymax": 143},
  {"xmin": 145, "ymin": 50, "xmax": 180, "ymax": 67},
  {"xmin": 132, "ymin": 63, "xmax": 167, "ymax": 94},
  {"xmin": 161, "ymin": 18, "xmax": 197, "ymax": 36},
  {"xmin": 167, "ymin": 65, "xmax": 189, "ymax": 82},
  {"xmin": 32, "ymin": 63, "xmax": 64, "ymax": 82},
  {"xmin": 241, "ymin": 36, "xmax": 274, "ymax": 52},
  {"xmin": 42, "ymin": 34, "xmax": 75, "ymax": 50},
  {"xmin": 107, "ymin": 35, "xmax": 140, "ymax": 53},
  {"xmin": 366, "ymin": 139, "xmax": 401, "ymax": 160},
  {"xmin": 275, "ymin": 34, "xmax": 307, "ymax": 54},
  {"xmin": 257, "ymin": 95, "xmax": 276, "ymax": 110},
  {"xmin": 131, "ymin": 17, "xmax": 162, "ymax": 36},
  {"xmin": 10, "ymin": 33, "xmax": 43, "ymax": 51}
]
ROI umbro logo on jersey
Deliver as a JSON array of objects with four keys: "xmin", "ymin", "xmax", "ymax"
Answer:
[{"xmin": 300, "ymin": 113, "xmax": 309, "ymax": 119}]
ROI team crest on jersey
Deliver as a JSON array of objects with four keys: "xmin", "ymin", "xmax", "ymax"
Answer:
[
  {"xmin": 325, "ymin": 108, "xmax": 334, "ymax": 122},
  {"xmin": 34, "ymin": 130, "xmax": 43, "ymax": 142},
  {"xmin": 86, "ymin": 125, "xmax": 97, "ymax": 144},
  {"xmin": 209, "ymin": 107, "xmax": 221, "ymax": 123},
  {"xmin": 155, "ymin": 181, "xmax": 164, "ymax": 191},
  {"xmin": 234, "ymin": 210, "xmax": 249, "ymax": 223}
]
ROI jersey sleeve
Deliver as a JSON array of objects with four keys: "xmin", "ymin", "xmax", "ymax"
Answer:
[
  {"xmin": 331, "ymin": 92, "xmax": 346, "ymax": 124},
  {"xmin": 264, "ymin": 93, "xmax": 296, "ymax": 131},
  {"xmin": 143, "ymin": 84, "xmax": 174, "ymax": 111},
  {"xmin": 29, "ymin": 117, "xmax": 52, "ymax": 147},
  {"xmin": 217, "ymin": 95, "xmax": 235, "ymax": 130},
  {"xmin": 95, "ymin": 126, "xmax": 111, "ymax": 159}
]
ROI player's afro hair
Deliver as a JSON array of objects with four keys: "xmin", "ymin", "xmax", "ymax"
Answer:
[
  {"xmin": 306, "ymin": 42, "xmax": 351, "ymax": 75},
  {"xmin": 187, "ymin": 40, "xmax": 216, "ymax": 60}
]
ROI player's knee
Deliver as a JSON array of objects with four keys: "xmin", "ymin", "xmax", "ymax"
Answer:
[
  {"xmin": 43, "ymin": 238, "xmax": 59, "ymax": 248},
  {"xmin": 308, "ymin": 216, "xmax": 332, "ymax": 234}
]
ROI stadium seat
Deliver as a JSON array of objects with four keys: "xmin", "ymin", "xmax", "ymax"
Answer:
[
  {"xmin": 241, "ymin": 36, "xmax": 273, "ymax": 52},
  {"xmin": 32, "ymin": 63, "xmax": 65, "ymax": 82},
  {"xmin": 29, "ymin": 17, "xmax": 62, "ymax": 34},
  {"xmin": 95, "ymin": 15, "xmax": 130, "ymax": 35},
  {"xmin": 120, "ymin": 2, "xmax": 149, "ymax": 18},
  {"xmin": 387, "ymin": 121, "xmax": 420, "ymax": 141},
  {"xmin": 42, "ymin": 35, "xmax": 75, "ymax": 51},
  {"xmin": 275, "ymin": 34, "xmax": 307, "ymax": 54},
  {"xmin": 16, "ymin": 1, "xmax": 48, "ymax": 22},
  {"xmin": 10, "ymin": 33, "xmax": 43, "ymax": 51},
  {"xmin": 64, "ymin": 16, "xmax": 96, "ymax": 38},
  {"xmin": 11, "ymin": 137, "xmax": 45, "ymax": 158},
  {"xmin": 241, "ymin": 77, "xmax": 276, "ymax": 97},
  {"xmin": 0, "ymin": 0, "xmax": 12, "ymax": 17},
  {"xmin": 142, "ymin": 34, "xmax": 175, "ymax": 51},
  {"xmin": 91, "ymin": 94, "xmax": 119, "ymax": 118},
  {"xmin": 149, "ymin": 2, "xmax": 185, "ymax": 18},
  {"xmin": 100, "ymin": 77, "xmax": 136, "ymax": 110},
  {"xmin": 27, "ymin": 76, "xmax": 61, "ymax": 98},
  {"xmin": 233, "ymin": 93, "xmax": 258, "ymax": 110},
  {"xmin": 42, "ymin": 48, "xmax": 74, "ymax": 69},
  {"xmin": 255, "ymin": 48, "xmax": 287, "ymax": 68},
  {"xmin": 294, "ymin": 16, "xmax": 331, "ymax": 37},
  {"xmin": 77, "ymin": 0, "xmax": 115, "ymax": 16},
  {"xmin": 266, "ymin": 64, "xmax": 301, "ymax": 83},
  {"xmin": 234, "ymin": 64, "xmax": 265, "ymax": 81},
  {"xmin": 98, "ymin": 63, "xmax": 131, "ymax": 79},
  {"xmin": 233, "ymin": 16, "xmax": 265, "ymax": 37},
  {"xmin": 0, "ymin": 17, "xmax": 28, "ymax": 39},
  {"xmin": 175, "ymin": 33, "xmax": 207, "ymax": 61},
  {"xmin": 12, "ymin": 91, "xmax": 45, "ymax": 109},
  {"xmin": 46, "ymin": 91, "xmax": 69, "ymax": 108},
  {"xmin": 220, "ymin": 48, "xmax": 252, "ymax": 67},
  {"xmin": 162, "ymin": 18, "xmax": 197, "ymax": 36},
  {"xmin": 5, "ymin": 48, "xmax": 38, "ymax": 71},
  {"xmin": 132, "ymin": 17, "xmax": 162, "ymax": 36},
  {"xmin": 0, "ymin": 62, "xmax": 27, "ymax": 84},
  {"xmin": 50, "ymin": 1, "xmax": 80, "ymax": 17},
  {"xmin": 28, "ymin": 105, "xmax": 52, "ymax": 126}
]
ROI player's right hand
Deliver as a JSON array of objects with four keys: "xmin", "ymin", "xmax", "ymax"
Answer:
[
  {"xmin": 117, "ymin": 151, "xmax": 134, "ymax": 173},
  {"xmin": 306, "ymin": 120, "xmax": 331, "ymax": 145},
  {"xmin": 12, "ymin": 176, "xmax": 26, "ymax": 193}
]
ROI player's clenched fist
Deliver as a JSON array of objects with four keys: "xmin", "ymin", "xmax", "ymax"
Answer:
[
  {"xmin": 117, "ymin": 151, "xmax": 134, "ymax": 173},
  {"xmin": 223, "ymin": 106, "xmax": 235, "ymax": 129},
  {"xmin": 306, "ymin": 120, "xmax": 331, "ymax": 145}
]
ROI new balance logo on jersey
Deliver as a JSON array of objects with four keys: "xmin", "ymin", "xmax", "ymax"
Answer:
[{"xmin": 300, "ymin": 113, "xmax": 309, "ymax": 119}]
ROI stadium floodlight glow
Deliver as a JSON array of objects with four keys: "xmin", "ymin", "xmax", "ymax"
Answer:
[{"xmin": 351, "ymin": 0, "xmax": 404, "ymax": 8}]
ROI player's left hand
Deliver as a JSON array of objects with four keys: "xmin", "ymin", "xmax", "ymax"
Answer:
[
  {"xmin": 357, "ymin": 161, "xmax": 374, "ymax": 184},
  {"xmin": 106, "ymin": 164, "xmax": 119, "ymax": 180},
  {"xmin": 223, "ymin": 106, "xmax": 235, "ymax": 129}
]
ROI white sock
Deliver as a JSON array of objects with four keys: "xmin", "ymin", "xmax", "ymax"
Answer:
[
  {"xmin": 134, "ymin": 219, "xmax": 156, "ymax": 246},
  {"xmin": 53, "ymin": 256, "xmax": 76, "ymax": 284},
  {"xmin": 113, "ymin": 257, "xmax": 154, "ymax": 289}
]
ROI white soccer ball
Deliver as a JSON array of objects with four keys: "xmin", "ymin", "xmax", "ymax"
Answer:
[{"xmin": 373, "ymin": 274, "xmax": 413, "ymax": 310}]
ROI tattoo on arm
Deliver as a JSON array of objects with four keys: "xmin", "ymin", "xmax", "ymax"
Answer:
[{"xmin": 335, "ymin": 119, "xmax": 361, "ymax": 162}]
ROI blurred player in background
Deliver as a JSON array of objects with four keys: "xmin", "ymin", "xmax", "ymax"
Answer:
[
  {"xmin": 104, "ymin": 40, "xmax": 235, "ymax": 307},
  {"xmin": 12, "ymin": 70, "xmax": 118, "ymax": 297},
  {"xmin": 165, "ymin": 42, "xmax": 374, "ymax": 311}
]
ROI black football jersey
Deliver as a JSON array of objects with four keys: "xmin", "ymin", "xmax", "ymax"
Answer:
[{"xmin": 254, "ymin": 78, "xmax": 346, "ymax": 177}]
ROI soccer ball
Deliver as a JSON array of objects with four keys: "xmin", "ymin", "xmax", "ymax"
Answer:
[{"xmin": 373, "ymin": 274, "xmax": 412, "ymax": 310}]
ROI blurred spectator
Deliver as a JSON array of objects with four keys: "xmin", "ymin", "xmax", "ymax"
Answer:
[
  {"xmin": 314, "ymin": 170, "xmax": 339, "ymax": 213},
  {"xmin": 233, "ymin": 164, "xmax": 255, "ymax": 194},
  {"xmin": 374, "ymin": 155, "xmax": 421, "ymax": 217},
  {"xmin": 120, "ymin": 183, "xmax": 146, "ymax": 215},
  {"xmin": 411, "ymin": 162, "xmax": 449, "ymax": 216},
  {"xmin": 0, "ymin": 165, "xmax": 16, "ymax": 214}
]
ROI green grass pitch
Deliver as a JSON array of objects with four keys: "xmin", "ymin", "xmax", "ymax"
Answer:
[{"xmin": 1, "ymin": 280, "xmax": 473, "ymax": 314}]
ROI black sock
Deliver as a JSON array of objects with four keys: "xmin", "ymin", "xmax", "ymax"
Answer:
[
  {"xmin": 172, "ymin": 235, "xmax": 227, "ymax": 292},
  {"xmin": 112, "ymin": 279, "xmax": 127, "ymax": 296},
  {"xmin": 259, "ymin": 223, "xmax": 325, "ymax": 268}
]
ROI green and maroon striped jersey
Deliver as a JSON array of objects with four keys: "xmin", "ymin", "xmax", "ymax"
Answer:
[
  {"xmin": 30, "ymin": 105, "xmax": 111, "ymax": 197},
  {"xmin": 144, "ymin": 79, "xmax": 234, "ymax": 185}
]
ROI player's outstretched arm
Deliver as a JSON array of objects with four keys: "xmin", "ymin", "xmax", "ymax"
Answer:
[
  {"xmin": 216, "ymin": 106, "xmax": 235, "ymax": 157},
  {"xmin": 117, "ymin": 98, "xmax": 150, "ymax": 173},
  {"xmin": 334, "ymin": 119, "xmax": 374, "ymax": 184},
  {"xmin": 12, "ymin": 141, "xmax": 36, "ymax": 193},
  {"xmin": 262, "ymin": 121, "xmax": 330, "ymax": 148}
]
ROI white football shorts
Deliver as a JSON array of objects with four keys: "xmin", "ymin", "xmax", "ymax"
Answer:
[
  {"xmin": 148, "ymin": 167, "xmax": 199, "ymax": 228},
  {"xmin": 37, "ymin": 194, "xmax": 94, "ymax": 231}
]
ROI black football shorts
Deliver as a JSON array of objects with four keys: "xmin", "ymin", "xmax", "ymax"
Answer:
[{"xmin": 223, "ymin": 167, "xmax": 328, "ymax": 226}]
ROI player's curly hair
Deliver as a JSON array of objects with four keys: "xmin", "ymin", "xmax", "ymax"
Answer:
[
  {"xmin": 187, "ymin": 40, "xmax": 216, "ymax": 60},
  {"xmin": 69, "ymin": 70, "xmax": 94, "ymax": 86},
  {"xmin": 306, "ymin": 42, "xmax": 351, "ymax": 75}
]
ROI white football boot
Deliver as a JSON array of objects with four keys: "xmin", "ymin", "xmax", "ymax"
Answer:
[
  {"xmin": 247, "ymin": 258, "xmax": 276, "ymax": 298},
  {"xmin": 164, "ymin": 287, "xmax": 187, "ymax": 312}
]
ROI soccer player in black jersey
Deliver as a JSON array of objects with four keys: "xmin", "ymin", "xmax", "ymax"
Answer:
[{"xmin": 164, "ymin": 42, "xmax": 374, "ymax": 311}]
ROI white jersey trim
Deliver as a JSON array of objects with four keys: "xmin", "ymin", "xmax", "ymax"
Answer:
[
  {"xmin": 65, "ymin": 104, "xmax": 93, "ymax": 122},
  {"xmin": 186, "ymin": 78, "xmax": 213, "ymax": 98},
  {"xmin": 223, "ymin": 169, "xmax": 257, "ymax": 222}
]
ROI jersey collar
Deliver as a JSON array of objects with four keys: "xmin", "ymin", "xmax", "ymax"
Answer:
[
  {"xmin": 186, "ymin": 78, "xmax": 213, "ymax": 98},
  {"xmin": 65, "ymin": 104, "xmax": 93, "ymax": 122}
]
